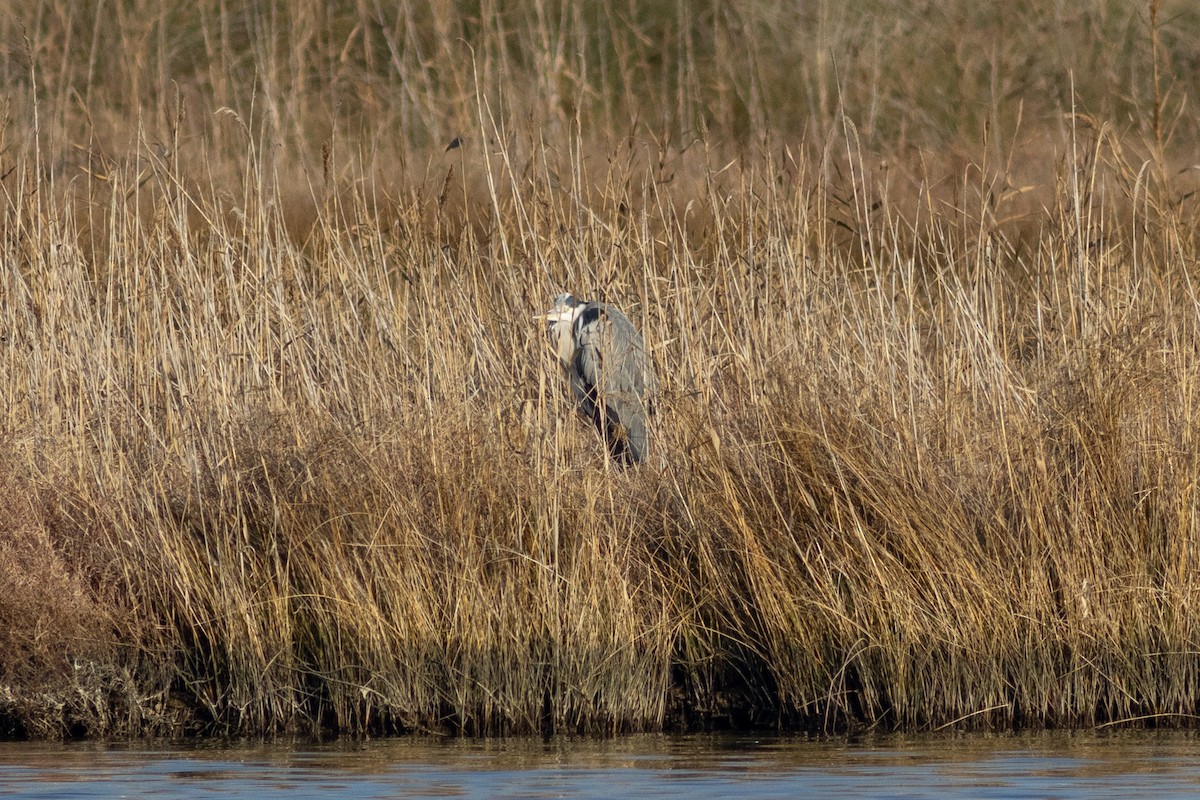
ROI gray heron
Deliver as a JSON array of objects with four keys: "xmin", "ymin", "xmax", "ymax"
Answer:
[{"xmin": 542, "ymin": 293, "xmax": 656, "ymax": 465}]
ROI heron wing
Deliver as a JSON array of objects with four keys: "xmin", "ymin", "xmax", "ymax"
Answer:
[{"xmin": 571, "ymin": 303, "xmax": 653, "ymax": 462}]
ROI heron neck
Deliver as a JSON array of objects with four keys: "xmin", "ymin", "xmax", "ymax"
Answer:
[{"xmin": 554, "ymin": 321, "xmax": 576, "ymax": 366}]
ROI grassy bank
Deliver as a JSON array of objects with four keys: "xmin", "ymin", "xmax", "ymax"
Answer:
[{"xmin": 4, "ymin": 0, "xmax": 1200, "ymax": 737}]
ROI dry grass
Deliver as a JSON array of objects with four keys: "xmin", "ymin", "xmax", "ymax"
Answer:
[{"xmin": 3, "ymin": 0, "xmax": 1200, "ymax": 737}]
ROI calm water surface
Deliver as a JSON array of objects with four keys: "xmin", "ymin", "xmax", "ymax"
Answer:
[{"xmin": 1, "ymin": 731, "xmax": 1199, "ymax": 799}]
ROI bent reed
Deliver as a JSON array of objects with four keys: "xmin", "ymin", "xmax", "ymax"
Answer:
[{"xmin": 4, "ymin": 1, "xmax": 1200, "ymax": 737}]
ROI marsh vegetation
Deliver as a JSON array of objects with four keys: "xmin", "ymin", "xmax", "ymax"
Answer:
[{"xmin": 3, "ymin": 0, "xmax": 1200, "ymax": 737}]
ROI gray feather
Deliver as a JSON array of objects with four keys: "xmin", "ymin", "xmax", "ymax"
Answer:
[{"xmin": 545, "ymin": 294, "xmax": 656, "ymax": 465}]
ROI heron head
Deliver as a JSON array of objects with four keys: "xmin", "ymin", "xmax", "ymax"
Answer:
[{"xmin": 540, "ymin": 293, "xmax": 585, "ymax": 326}]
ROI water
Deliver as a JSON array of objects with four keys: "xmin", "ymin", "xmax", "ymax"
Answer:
[{"xmin": 1, "ymin": 732, "xmax": 1199, "ymax": 799}]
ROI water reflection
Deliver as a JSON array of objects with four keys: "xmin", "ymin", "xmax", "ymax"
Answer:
[{"xmin": 0, "ymin": 732, "xmax": 1198, "ymax": 799}]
